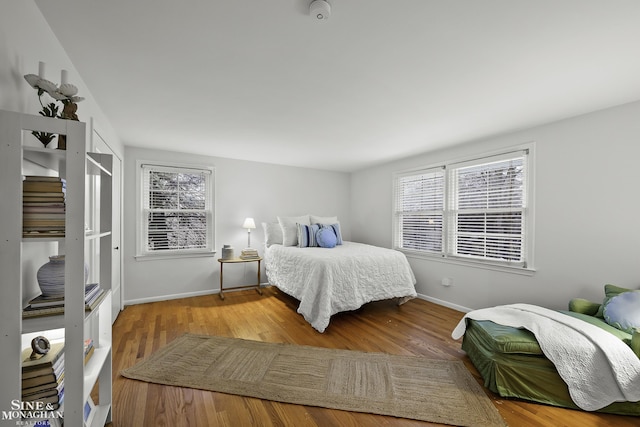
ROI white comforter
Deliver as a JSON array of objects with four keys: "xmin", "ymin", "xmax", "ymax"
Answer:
[
  {"xmin": 265, "ymin": 241, "xmax": 417, "ymax": 333},
  {"xmin": 452, "ymin": 304, "xmax": 640, "ymax": 411}
]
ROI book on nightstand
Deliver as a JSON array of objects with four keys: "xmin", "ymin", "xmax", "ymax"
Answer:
[{"xmin": 240, "ymin": 248, "xmax": 260, "ymax": 259}]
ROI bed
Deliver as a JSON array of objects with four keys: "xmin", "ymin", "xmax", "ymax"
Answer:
[
  {"xmin": 264, "ymin": 241, "xmax": 417, "ymax": 333},
  {"xmin": 452, "ymin": 297, "xmax": 640, "ymax": 416}
]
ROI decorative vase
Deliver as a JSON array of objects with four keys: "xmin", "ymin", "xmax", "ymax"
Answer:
[
  {"xmin": 36, "ymin": 255, "xmax": 89, "ymax": 297},
  {"xmin": 56, "ymin": 102, "xmax": 80, "ymax": 150},
  {"xmin": 221, "ymin": 245, "xmax": 234, "ymax": 260}
]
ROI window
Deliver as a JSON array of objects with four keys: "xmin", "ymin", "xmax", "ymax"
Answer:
[
  {"xmin": 137, "ymin": 162, "xmax": 215, "ymax": 258},
  {"xmin": 394, "ymin": 148, "xmax": 532, "ymax": 269}
]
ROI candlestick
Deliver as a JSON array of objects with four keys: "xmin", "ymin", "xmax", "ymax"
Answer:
[
  {"xmin": 61, "ymin": 69, "xmax": 68, "ymax": 85},
  {"xmin": 38, "ymin": 61, "xmax": 45, "ymax": 78}
]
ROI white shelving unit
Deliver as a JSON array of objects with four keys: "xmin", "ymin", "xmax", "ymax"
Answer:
[{"xmin": 0, "ymin": 110, "xmax": 113, "ymax": 427}]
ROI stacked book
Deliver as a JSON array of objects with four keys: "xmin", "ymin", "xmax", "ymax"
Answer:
[
  {"xmin": 23, "ymin": 176, "xmax": 66, "ymax": 238},
  {"xmin": 84, "ymin": 338, "xmax": 95, "ymax": 365},
  {"xmin": 23, "ymin": 283, "xmax": 107, "ymax": 319},
  {"xmin": 240, "ymin": 248, "xmax": 260, "ymax": 260},
  {"xmin": 21, "ymin": 342, "xmax": 65, "ymax": 410}
]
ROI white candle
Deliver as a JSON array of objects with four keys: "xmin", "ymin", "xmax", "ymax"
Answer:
[
  {"xmin": 38, "ymin": 61, "xmax": 45, "ymax": 78},
  {"xmin": 61, "ymin": 69, "xmax": 68, "ymax": 85}
]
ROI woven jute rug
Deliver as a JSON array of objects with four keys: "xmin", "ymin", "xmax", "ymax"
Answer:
[{"xmin": 121, "ymin": 333, "xmax": 506, "ymax": 427}]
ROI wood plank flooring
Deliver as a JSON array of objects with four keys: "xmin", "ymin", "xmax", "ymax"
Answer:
[{"xmin": 108, "ymin": 286, "xmax": 637, "ymax": 426}]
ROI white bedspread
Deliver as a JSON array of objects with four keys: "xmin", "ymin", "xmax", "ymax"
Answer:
[
  {"xmin": 452, "ymin": 303, "xmax": 640, "ymax": 410},
  {"xmin": 265, "ymin": 241, "xmax": 417, "ymax": 333}
]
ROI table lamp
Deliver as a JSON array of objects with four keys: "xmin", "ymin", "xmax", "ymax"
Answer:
[{"xmin": 243, "ymin": 217, "xmax": 256, "ymax": 249}]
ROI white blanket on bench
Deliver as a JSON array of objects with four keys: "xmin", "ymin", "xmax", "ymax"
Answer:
[{"xmin": 452, "ymin": 303, "xmax": 640, "ymax": 411}]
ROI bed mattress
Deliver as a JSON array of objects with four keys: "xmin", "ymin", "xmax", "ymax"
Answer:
[
  {"xmin": 264, "ymin": 241, "xmax": 417, "ymax": 332},
  {"xmin": 462, "ymin": 314, "xmax": 640, "ymax": 416}
]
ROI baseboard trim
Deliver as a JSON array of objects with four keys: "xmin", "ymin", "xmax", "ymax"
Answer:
[
  {"xmin": 125, "ymin": 289, "xmax": 217, "ymax": 306},
  {"xmin": 123, "ymin": 287, "xmax": 471, "ymax": 313},
  {"xmin": 124, "ymin": 283, "xmax": 273, "ymax": 307},
  {"xmin": 415, "ymin": 293, "xmax": 471, "ymax": 313}
]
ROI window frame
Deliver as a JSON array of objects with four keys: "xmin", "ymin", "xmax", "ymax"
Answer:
[
  {"xmin": 135, "ymin": 160, "xmax": 216, "ymax": 260},
  {"xmin": 393, "ymin": 144, "xmax": 535, "ymax": 272}
]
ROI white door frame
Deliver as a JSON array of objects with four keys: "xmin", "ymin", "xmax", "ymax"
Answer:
[{"xmin": 90, "ymin": 118, "xmax": 123, "ymax": 322}]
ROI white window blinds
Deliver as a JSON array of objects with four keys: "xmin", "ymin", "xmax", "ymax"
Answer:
[
  {"xmin": 394, "ymin": 168, "xmax": 444, "ymax": 253},
  {"xmin": 448, "ymin": 152, "xmax": 528, "ymax": 266},
  {"xmin": 393, "ymin": 149, "xmax": 531, "ymax": 268},
  {"xmin": 141, "ymin": 164, "xmax": 214, "ymax": 255}
]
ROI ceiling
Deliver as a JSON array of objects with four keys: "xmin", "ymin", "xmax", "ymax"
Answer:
[{"xmin": 35, "ymin": 0, "xmax": 640, "ymax": 172}]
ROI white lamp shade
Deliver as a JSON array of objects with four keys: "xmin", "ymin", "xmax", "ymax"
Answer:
[{"xmin": 242, "ymin": 218, "xmax": 256, "ymax": 229}]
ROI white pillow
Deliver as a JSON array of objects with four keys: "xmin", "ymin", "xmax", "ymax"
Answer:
[
  {"xmin": 262, "ymin": 222, "xmax": 283, "ymax": 247},
  {"xmin": 277, "ymin": 215, "xmax": 310, "ymax": 246},
  {"xmin": 310, "ymin": 215, "xmax": 338, "ymax": 225},
  {"xmin": 310, "ymin": 215, "xmax": 343, "ymax": 243}
]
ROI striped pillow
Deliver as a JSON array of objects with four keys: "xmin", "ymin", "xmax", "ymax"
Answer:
[
  {"xmin": 297, "ymin": 223, "xmax": 320, "ymax": 248},
  {"xmin": 324, "ymin": 223, "xmax": 343, "ymax": 245}
]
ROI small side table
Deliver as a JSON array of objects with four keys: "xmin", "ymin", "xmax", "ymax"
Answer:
[{"xmin": 218, "ymin": 257, "xmax": 263, "ymax": 300}]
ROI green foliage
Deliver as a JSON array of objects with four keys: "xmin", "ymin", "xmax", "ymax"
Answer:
[{"xmin": 32, "ymin": 101, "xmax": 60, "ymax": 147}]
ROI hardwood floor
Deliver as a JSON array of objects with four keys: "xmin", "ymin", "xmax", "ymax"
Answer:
[{"xmin": 108, "ymin": 287, "xmax": 636, "ymax": 426}]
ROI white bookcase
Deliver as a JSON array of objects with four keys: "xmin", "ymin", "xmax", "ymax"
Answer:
[{"xmin": 0, "ymin": 110, "xmax": 113, "ymax": 427}]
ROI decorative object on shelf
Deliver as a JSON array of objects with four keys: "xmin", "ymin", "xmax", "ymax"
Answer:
[
  {"xmin": 30, "ymin": 335, "xmax": 51, "ymax": 359},
  {"xmin": 23, "ymin": 61, "xmax": 85, "ymax": 149},
  {"xmin": 242, "ymin": 217, "xmax": 256, "ymax": 249},
  {"xmin": 36, "ymin": 255, "xmax": 89, "ymax": 297},
  {"xmin": 221, "ymin": 244, "xmax": 234, "ymax": 260}
]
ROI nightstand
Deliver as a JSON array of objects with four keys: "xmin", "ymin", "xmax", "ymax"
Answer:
[{"xmin": 217, "ymin": 257, "xmax": 263, "ymax": 300}]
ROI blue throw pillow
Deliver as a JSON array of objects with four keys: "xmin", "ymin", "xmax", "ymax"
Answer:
[
  {"xmin": 316, "ymin": 226, "xmax": 337, "ymax": 248},
  {"xmin": 603, "ymin": 290, "xmax": 640, "ymax": 334},
  {"xmin": 297, "ymin": 223, "xmax": 320, "ymax": 248},
  {"xmin": 325, "ymin": 223, "xmax": 343, "ymax": 245}
]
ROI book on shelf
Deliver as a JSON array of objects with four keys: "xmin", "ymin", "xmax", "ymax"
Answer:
[
  {"xmin": 85, "ymin": 288, "xmax": 106, "ymax": 309},
  {"xmin": 28, "ymin": 283, "xmax": 100, "ymax": 308},
  {"xmin": 21, "ymin": 342, "xmax": 64, "ymax": 376},
  {"xmin": 24, "ymin": 387, "xmax": 64, "ymax": 409},
  {"xmin": 22, "ymin": 218, "xmax": 65, "ymax": 228},
  {"xmin": 22, "ymin": 378, "xmax": 64, "ymax": 401},
  {"xmin": 22, "ymin": 225, "xmax": 65, "ymax": 233},
  {"xmin": 84, "ymin": 338, "xmax": 95, "ymax": 365},
  {"xmin": 22, "ymin": 191, "xmax": 65, "ymax": 203},
  {"xmin": 23, "ymin": 207, "xmax": 66, "ymax": 214},
  {"xmin": 22, "ymin": 196, "xmax": 66, "ymax": 203},
  {"xmin": 22, "ymin": 370, "xmax": 64, "ymax": 397},
  {"xmin": 22, "ymin": 361, "xmax": 64, "ymax": 389},
  {"xmin": 23, "ymin": 183, "xmax": 66, "ymax": 194},
  {"xmin": 84, "ymin": 396, "xmax": 96, "ymax": 426},
  {"xmin": 23, "ymin": 175, "xmax": 64, "ymax": 182},
  {"xmin": 85, "ymin": 288, "xmax": 107, "ymax": 311},
  {"xmin": 23, "ymin": 178, "xmax": 66, "ymax": 193},
  {"xmin": 22, "ymin": 176, "xmax": 66, "ymax": 236},
  {"xmin": 23, "ymin": 213, "xmax": 66, "ymax": 220},
  {"xmin": 23, "ymin": 201, "xmax": 66, "ymax": 208},
  {"xmin": 23, "ymin": 285, "xmax": 107, "ymax": 318},
  {"xmin": 23, "ymin": 231, "xmax": 66, "ymax": 238}
]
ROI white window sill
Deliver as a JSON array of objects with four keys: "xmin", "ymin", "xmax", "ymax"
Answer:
[
  {"xmin": 399, "ymin": 249, "xmax": 536, "ymax": 276},
  {"xmin": 135, "ymin": 251, "xmax": 217, "ymax": 261}
]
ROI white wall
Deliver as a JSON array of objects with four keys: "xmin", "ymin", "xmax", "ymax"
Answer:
[
  {"xmin": 0, "ymin": 1, "xmax": 123, "ymax": 302},
  {"xmin": 0, "ymin": 1, "xmax": 123, "ymax": 156},
  {"xmin": 124, "ymin": 146, "xmax": 351, "ymax": 303},
  {"xmin": 351, "ymin": 101, "xmax": 640, "ymax": 312}
]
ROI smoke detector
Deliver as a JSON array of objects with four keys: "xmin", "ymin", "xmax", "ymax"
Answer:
[{"xmin": 310, "ymin": 0, "xmax": 331, "ymax": 21}]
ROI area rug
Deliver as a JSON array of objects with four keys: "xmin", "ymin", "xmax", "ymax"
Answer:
[{"xmin": 121, "ymin": 333, "xmax": 506, "ymax": 427}]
